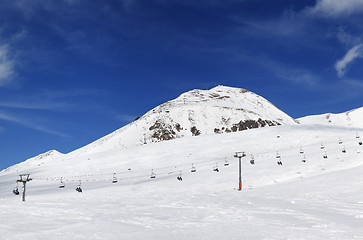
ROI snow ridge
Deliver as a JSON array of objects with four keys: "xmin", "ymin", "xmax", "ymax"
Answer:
[
  {"xmin": 71, "ymin": 85, "xmax": 297, "ymax": 156},
  {"xmin": 298, "ymin": 107, "xmax": 363, "ymax": 128}
]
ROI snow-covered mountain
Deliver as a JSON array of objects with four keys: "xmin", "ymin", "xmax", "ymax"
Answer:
[
  {"xmin": 1, "ymin": 85, "xmax": 297, "ymax": 174},
  {"xmin": 1, "ymin": 85, "xmax": 363, "ymax": 239},
  {"xmin": 298, "ymin": 107, "xmax": 363, "ymax": 128},
  {"xmin": 71, "ymin": 85, "xmax": 297, "ymax": 156}
]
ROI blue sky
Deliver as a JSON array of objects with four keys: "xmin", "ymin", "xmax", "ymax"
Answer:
[{"xmin": 1, "ymin": 0, "xmax": 363, "ymax": 169}]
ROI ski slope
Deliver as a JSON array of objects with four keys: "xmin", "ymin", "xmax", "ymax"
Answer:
[
  {"xmin": 298, "ymin": 107, "xmax": 363, "ymax": 128},
  {"xmin": 1, "ymin": 124, "xmax": 363, "ymax": 239}
]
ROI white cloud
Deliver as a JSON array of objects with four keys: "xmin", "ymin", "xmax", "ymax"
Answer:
[
  {"xmin": 0, "ymin": 45, "xmax": 15, "ymax": 87},
  {"xmin": 113, "ymin": 113, "xmax": 138, "ymax": 123},
  {"xmin": 335, "ymin": 44, "xmax": 363, "ymax": 77},
  {"xmin": 335, "ymin": 28, "xmax": 362, "ymax": 47},
  {"xmin": 0, "ymin": 88, "xmax": 106, "ymax": 111},
  {"xmin": 306, "ymin": 0, "xmax": 363, "ymax": 17},
  {"xmin": 0, "ymin": 111, "xmax": 68, "ymax": 137},
  {"xmin": 11, "ymin": 0, "xmax": 82, "ymax": 19},
  {"xmin": 276, "ymin": 69, "xmax": 320, "ymax": 87},
  {"xmin": 255, "ymin": 56, "xmax": 321, "ymax": 87},
  {"xmin": 342, "ymin": 78, "xmax": 363, "ymax": 89}
]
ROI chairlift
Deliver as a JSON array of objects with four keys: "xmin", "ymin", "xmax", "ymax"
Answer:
[
  {"xmin": 213, "ymin": 164, "xmax": 219, "ymax": 172},
  {"xmin": 250, "ymin": 155, "xmax": 255, "ymax": 165},
  {"xmin": 150, "ymin": 169, "xmax": 156, "ymax": 179},
  {"xmin": 323, "ymin": 153, "xmax": 328, "ymax": 159},
  {"xmin": 13, "ymin": 188, "xmax": 20, "ymax": 195},
  {"xmin": 299, "ymin": 148, "xmax": 304, "ymax": 154},
  {"xmin": 224, "ymin": 159, "xmax": 229, "ymax": 167},
  {"xmin": 342, "ymin": 147, "xmax": 346, "ymax": 153},
  {"xmin": 302, "ymin": 155, "xmax": 306, "ymax": 163},
  {"xmin": 276, "ymin": 152, "xmax": 282, "ymax": 165},
  {"xmin": 13, "ymin": 182, "xmax": 19, "ymax": 195},
  {"xmin": 359, "ymin": 140, "xmax": 362, "ymax": 146},
  {"xmin": 59, "ymin": 177, "xmax": 65, "ymax": 188},
  {"xmin": 75, "ymin": 181, "xmax": 82, "ymax": 193},
  {"xmin": 321, "ymin": 143, "xmax": 324, "ymax": 150},
  {"xmin": 191, "ymin": 164, "xmax": 196, "ymax": 173},
  {"xmin": 356, "ymin": 132, "xmax": 360, "ymax": 139},
  {"xmin": 177, "ymin": 171, "xmax": 183, "ymax": 181},
  {"xmin": 112, "ymin": 173, "xmax": 118, "ymax": 183},
  {"xmin": 339, "ymin": 138, "xmax": 343, "ymax": 144}
]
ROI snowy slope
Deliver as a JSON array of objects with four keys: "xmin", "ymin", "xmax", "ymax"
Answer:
[
  {"xmin": 1, "ymin": 150, "xmax": 64, "ymax": 174},
  {"xmin": 69, "ymin": 85, "xmax": 297, "ymax": 156},
  {"xmin": 0, "ymin": 124, "xmax": 363, "ymax": 239},
  {"xmin": 298, "ymin": 107, "xmax": 363, "ymax": 128},
  {"xmin": 1, "ymin": 86, "xmax": 363, "ymax": 239}
]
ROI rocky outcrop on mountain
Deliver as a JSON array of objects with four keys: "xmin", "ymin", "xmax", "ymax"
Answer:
[{"xmin": 70, "ymin": 85, "xmax": 297, "ymax": 155}]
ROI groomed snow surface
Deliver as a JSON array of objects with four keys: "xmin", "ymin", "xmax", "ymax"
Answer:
[{"xmin": 1, "ymin": 124, "xmax": 363, "ymax": 240}]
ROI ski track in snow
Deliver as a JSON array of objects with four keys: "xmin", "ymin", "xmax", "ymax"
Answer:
[{"xmin": 1, "ymin": 125, "xmax": 363, "ymax": 239}]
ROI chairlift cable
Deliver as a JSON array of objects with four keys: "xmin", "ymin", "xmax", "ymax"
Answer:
[{"xmin": 14, "ymin": 131, "xmax": 362, "ymax": 188}]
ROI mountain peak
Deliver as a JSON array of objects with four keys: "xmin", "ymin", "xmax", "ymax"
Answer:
[
  {"xmin": 210, "ymin": 85, "xmax": 249, "ymax": 92},
  {"xmin": 178, "ymin": 85, "xmax": 249, "ymax": 101},
  {"xmin": 70, "ymin": 86, "xmax": 296, "ymax": 156}
]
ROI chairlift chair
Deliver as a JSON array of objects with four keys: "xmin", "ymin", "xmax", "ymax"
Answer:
[
  {"xmin": 76, "ymin": 181, "xmax": 82, "ymax": 193},
  {"xmin": 112, "ymin": 173, "xmax": 118, "ymax": 183},
  {"xmin": 359, "ymin": 140, "xmax": 362, "ymax": 146},
  {"xmin": 177, "ymin": 171, "xmax": 183, "ymax": 181},
  {"xmin": 13, "ymin": 182, "xmax": 20, "ymax": 195},
  {"xmin": 276, "ymin": 152, "xmax": 282, "ymax": 165},
  {"xmin": 356, "ymin": 132, "xmax": 360, "ymax": 139},
  {"xmin": 321, "ymin": 143, "xmax": 325, "ymax": 150},
  {"xmin": 250, "ymin": 155, "xmax": 255, "ymax": 165},
  {"xmin": 213, "ymin": 164, "xmax": 219, "ymax": 172},
  {"xmin": 342, "ymin": 147, "xmax": 346, "ymax": 153},
  {"xmin": 339, "ymin": 138, "xmax": 343, "ymax": 144},
  {"xmin": 323, "ymin": 153, "xmax": 328, "ymax": 159},
  {"xmin": 13, "ymin": 188, "xmax": 19, "ymax": 195},
  {"xmin": 300, "ymin": 148, "xmax": 304, "ymax": 154},
  {"xmin": 59, "ymin": 178, "xmax": 65, "ymax": 188},
  {"xmin": 150, "ymin": 169, "xmax": 156, "ymax": 179},
  {"xmin": 224, "ymin": 159, "xmax": 229, "ymax": 167},
  {"xmin": 302, "ymin": 155, "xmax": 306, "ymax": 163},
  {"xmin": 191, "ymin": 164, "xmax": 196, "ymax": 173}
]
